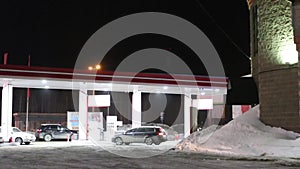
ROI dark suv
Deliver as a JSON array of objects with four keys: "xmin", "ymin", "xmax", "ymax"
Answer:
[
  {"xmin": 36, "ymin": 124, "xmax": 76, "ymax": 142},
  {"xmin": 112, "ymin": 126, "xmax": 167, "ymax": 145}
]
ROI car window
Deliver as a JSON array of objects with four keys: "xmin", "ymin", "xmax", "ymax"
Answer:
[
  {"xmin": 144, "ymin": 128, "xmax": 155, "ymax": 132},
  {"xmin": 13, "ymin": 128, "xmax": 21, "ymax": 132},
  {"xmin": 42, "ymin": 125, "xmax": 61, "ymax": 131},
  {"xmin": 128, "ymin": 129, "xmax": 136, "ymax": 132},
  {"xmin": 40, "ymin": 126, "xmax": 47, "ymax": 131},
  {"xmin": 136, "ymin": 128, "xmax": 146, "ymax": 132},
  {"xmin": 45, "ymin": 126, "xmax": 51, "ymax": 130},
  {"xmin": 55, "ymin": 126, "xmax": 60, "ymax": 131},
  {"xmin": 57, "ymin": 126, "xmax": 62, "ymax": 131},
  {"xmin": 61, "ymin": 127, "xmax": 68, "ymax": 131},
  {"xmin": 126, "ymin": 129, "xmax": 136, "ymax": 133}
]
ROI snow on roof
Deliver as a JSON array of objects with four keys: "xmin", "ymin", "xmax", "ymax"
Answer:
[{"xmin": 176, "ymin": 105, "xmax": 300, "ymax": 158}]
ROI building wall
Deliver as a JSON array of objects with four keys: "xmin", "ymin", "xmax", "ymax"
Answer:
[
  {"xmin": 13, "ymin": 113, "xmax": 67, "ymax": 132},
  {"xmin": 251, "ymin": 0, "xmax": 300, "ymax": 132}
]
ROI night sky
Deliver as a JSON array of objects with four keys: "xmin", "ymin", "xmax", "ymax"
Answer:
[{"xmin": 0, "ymin": 0, "xmax": 258, "ymax": 104}]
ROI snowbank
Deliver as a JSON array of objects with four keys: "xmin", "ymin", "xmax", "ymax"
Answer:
[{"xmin": 176, "ymin": 106, "xmax": 300, "ymax": 158}]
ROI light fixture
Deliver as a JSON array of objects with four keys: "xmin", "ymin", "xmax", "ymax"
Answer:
[
  {"xmin": 88, "ymin": 64, "xmax": 101, "ymax": 71},
  {"xmin": 95, "ymin": 64, "xmax": 101, "ymax": 70},
  {"xmin": 280, "ymin": 43, "xmax": 298, "ymax": 64}
]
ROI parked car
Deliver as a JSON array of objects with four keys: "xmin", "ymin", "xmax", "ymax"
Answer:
[
  {"xmin": 36, "ymin": 124, "xmax": 77, "ymax": 142},
  {"xmin": 0, "ymin": 134, "xmax": 4, "ymax": 144},
  {"xmin": 112, "ymin": 126, "xmax": 167, "ymax": 145},
  {"xmin": 0, "ymin": 126, "xmax": 36, "ymax": 145},
  {"xmin": 0, "ymin": 127, "xmax": 9, "ymax": 144}
]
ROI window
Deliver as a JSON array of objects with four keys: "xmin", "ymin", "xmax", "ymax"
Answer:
[
  {"xmin": 144, "ymin": 128, "xmax": 155, "ymax": 132},
  {"xmin": 136, "ymin": 128, "xmax": 146, "ymax": 132},
  {"xmin": 57, "ymin": 126, "xmax": 62, "ymax": 131},
  {"xmin": 13, "ymin": 128, "xmax": 21, "ymax": 132},
  {"xmin": 60, "ymin": 127, "xmax": 67, "ymax": 131},
  {"xmin": 126, "ymin": 129, "xmax": 136, "ymax": 133}
]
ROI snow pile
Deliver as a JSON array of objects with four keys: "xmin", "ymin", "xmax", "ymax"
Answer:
[{"xmin": 176, "ymin": 105, "xmax": 300, "ymax": 158}]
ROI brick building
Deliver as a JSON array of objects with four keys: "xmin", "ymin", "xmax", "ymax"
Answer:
[{"xmin": 249, "ymin": 0, "xmax": 300, "ymax": 132}]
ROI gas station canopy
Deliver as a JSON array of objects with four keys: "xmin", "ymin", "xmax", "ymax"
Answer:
[
  {"xmin": 0, "ymin": 64, "xmax": 228, "ymax": 140},
  {"xmin": 0, "ymin": 64, "xmax": 228, "ymax": 95}
]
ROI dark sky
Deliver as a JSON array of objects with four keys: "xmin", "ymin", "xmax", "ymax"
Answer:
[
  {"xmin": 0, "ymin": 0, "xmax": 258, "ymax": 104},
  {"xmin": 0, "ymin": 0, "xmax": 250, "ymax": 76}
]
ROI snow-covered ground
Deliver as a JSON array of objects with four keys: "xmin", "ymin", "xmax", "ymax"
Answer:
[
  {"xmin": 176, "ymin": 106, "xmax": 300, "ymax": 159},
  {"xmin": 1, "ymin": 141, "xmax": 299, "ymax": 169},
  {"xmin": 90, "ymin": 139, "xmax": 179, "ymax": 158},
  {"xmin": 3, "ymin": 105, "xmax": 300, "ymax": 168},
  {"xmin": 0, "ymin": 139, "xmax": 179, "ymax": 159},
  {"xmin": 0, "ymin": 107, "xmax": 300, "ymax": 168},
  {"xmin": 1, "ymin": 122, "xmax": 300, "ymax": 168}
]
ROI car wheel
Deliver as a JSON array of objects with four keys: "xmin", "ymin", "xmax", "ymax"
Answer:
[
  {"xmin": 44, "ymin": 134, "xmax": 52, "ymax": 142},
  {"xmin": 115, "ymin": 137, "xmax": 123, "ymax": 145},
  {"xmin": 24, "ymin": 142, "xmax": 30, "ymax": 145},
  {"xmin": 15, "ymin": 137, "xmax": 23, "ymax": 145},
  {"xmin": 145, "ymin": 137, "xmax": 153, "ymax": 145}
]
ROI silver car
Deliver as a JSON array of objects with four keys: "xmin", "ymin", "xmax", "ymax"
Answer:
[{"xmin": 112, "ymin": 126, "xmax": 167, "ymax": 145}]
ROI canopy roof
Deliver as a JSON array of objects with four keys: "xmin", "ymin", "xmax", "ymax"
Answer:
[{"xmin": 0, "ymin": 64, "xmax": 228, "ymax": 95}]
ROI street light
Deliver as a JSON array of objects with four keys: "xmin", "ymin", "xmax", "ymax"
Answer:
[
  {"xmin": 95, "ymin": 64, "xmax": 101, "ymax": 70},
  {"xmin": 88, "ymin": 64, "xmax": 101, "ymax": 112},
  {"xmin": 88, "ymin": 64, "xmax": 101, "ymax": 71}
]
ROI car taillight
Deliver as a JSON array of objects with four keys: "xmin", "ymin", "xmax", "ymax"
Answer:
[
  {"xmin": 158, "ymin": 132, "xmax": 164, "ymax": 136},
  {"xmin": 157, "ymin": 128, "xmax": 165, "ymax": 136}
]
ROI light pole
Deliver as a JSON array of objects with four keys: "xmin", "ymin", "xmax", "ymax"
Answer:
[{"xmin": 88, "ymin": 64, "xmax": 101, "ymax": 112}]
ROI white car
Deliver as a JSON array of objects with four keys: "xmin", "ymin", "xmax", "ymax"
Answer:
[
  {"xmin": 0, "ymin": 127, "xmax": 36, "ymax": 145},
  {"xmin": 0, "ymin": 127, "xmax": 5, "ymax": 144}
]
